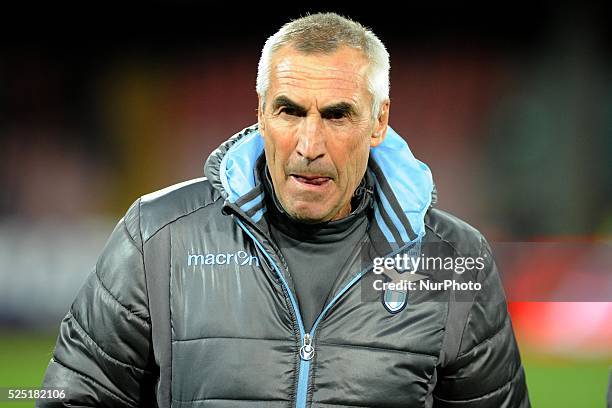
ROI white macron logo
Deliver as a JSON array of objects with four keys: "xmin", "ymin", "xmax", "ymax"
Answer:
[{"xmin": 187, "ymin": 251, "xmax": 260, "ymax": 267}]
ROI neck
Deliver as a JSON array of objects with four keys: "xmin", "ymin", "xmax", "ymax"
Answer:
[{"xmin": 330, "ymin": 201, "xmax": 353, "ymax": 222}]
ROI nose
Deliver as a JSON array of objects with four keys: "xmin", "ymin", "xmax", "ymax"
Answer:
[{"xmin": 296, "ymin": 115, "xmax": 326, "ymax": 162}]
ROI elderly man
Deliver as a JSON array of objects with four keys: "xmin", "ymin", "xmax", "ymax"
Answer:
[{"xmin": 39, "ymin": 13, "xmax": 530, "ymax": 408}]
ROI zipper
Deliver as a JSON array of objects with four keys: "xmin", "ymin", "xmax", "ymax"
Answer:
[
  {"xmin": 233, "ymin": 215, "xmax": 417, "ymax": 408},
  {"xmin": 233, "ymin": 218, "xmax": 309, "ymax": 407},
  {"xmin": 299, "ymin": 333, "xmax": 315, "ymax": 360}
]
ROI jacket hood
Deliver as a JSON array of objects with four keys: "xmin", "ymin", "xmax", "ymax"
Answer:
[{"xmin": 204, "ymin": 124, "xmax": 434, "ymax": 244}]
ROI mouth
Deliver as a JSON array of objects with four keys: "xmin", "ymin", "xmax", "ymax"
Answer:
[{"xmin": 290, "ymin": 174, "xmax": 332, "ymax": 187}]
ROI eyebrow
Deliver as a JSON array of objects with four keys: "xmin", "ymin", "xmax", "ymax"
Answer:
[
  {"xmin": 271, "ymin": 95, "xmax": 358, "ymax": 118},
  {"xmin": 320, "ymin": 102, "xmax": 357, "ymax": 118},
  {"xmin": 271, "ymin": 96, "xmax": 307, "ymax": 115}
]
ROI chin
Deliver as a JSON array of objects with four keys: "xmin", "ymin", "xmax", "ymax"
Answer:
[{"xmin": 287, "ymin": 205, "xmax": 331, "ymax": 224}]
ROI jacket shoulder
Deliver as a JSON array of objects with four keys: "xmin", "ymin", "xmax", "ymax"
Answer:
[
  {"xmin": 424, "ymin": 208, "xmax": 486, "ymax": 259},
  {"xmin": 123, "ymin": 177, "xmax": 223, "ymax": 245}
]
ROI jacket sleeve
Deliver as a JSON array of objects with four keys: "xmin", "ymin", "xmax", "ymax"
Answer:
[
  {"xmin": 433, "ymin": 236, "xmax": 530, "ymax": 407},
  {"xmin": 37, "ymin": 199, "xmax": 157, "ymax": 407}
]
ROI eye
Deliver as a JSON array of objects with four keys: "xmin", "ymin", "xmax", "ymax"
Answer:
[
  {"xmin": 280, "ymin": 107, "xmax": 300, "ymax": 116},
  {"xmin": 323, "ymin": 110, "xmax": 348, "ymax": 120}
]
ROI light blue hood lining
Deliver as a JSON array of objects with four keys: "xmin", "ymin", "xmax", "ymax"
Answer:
[
  {"xmin": 219, "ymin": 126, "xmax": 433, "ymax": 241},
  {"xmin": 219, "ymin": 130, "xmax": 264, "ymax": 204},
  {"xmin": 370, "ymin": 126, "xmax": 433, "ymax": 240}
]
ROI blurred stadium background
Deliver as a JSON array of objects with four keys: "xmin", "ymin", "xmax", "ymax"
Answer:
[{"xmin": 1, "ymin": 3, "xmax": 611, "ymax": 407}]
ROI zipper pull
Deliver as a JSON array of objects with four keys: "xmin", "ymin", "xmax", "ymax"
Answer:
[{"xmin": 299, "ymin": 333, "xmax": 315, "ymax": 361}]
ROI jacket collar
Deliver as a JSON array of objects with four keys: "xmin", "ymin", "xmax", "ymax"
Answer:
[{"xmin": 204, "ymin": 124, "xmax": 434, "ymax": 247}]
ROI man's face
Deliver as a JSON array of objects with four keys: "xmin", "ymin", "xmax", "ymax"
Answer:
[{"xmin": 258, "ymin": 45, "xmax": 389, "ymax": 223}]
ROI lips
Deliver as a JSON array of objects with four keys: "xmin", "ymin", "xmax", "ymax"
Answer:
[{"xmin": 291, "ymin": 174, "xmax": 332, "ymax": 186}]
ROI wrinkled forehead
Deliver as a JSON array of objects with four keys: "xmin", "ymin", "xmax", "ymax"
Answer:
[{"xmin": 268, "ymin": 45, "xmax": 371, "ymax": 101}]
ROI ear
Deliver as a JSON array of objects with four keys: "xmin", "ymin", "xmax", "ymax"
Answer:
[
  {"xmin": 257, "ymin": 94, "xmax": 266, "ymax": 136},
  {"xmin": 370, "ymin": 99, "xmax": 390, "ymax": 148}
]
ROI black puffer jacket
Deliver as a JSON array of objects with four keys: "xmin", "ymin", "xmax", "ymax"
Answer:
[{"xmin": 39, "ymin": 125, "xmax": 530, "ymax": 407}]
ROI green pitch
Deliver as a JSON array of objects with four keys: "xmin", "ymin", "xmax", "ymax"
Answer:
[
  {"xmin": 0, "ymin": 331, "xmax": 56, "ymax": 408},
  {"xmin": 0, "ymin": 331, "xmax": 609, "ymax": 407},
  {"xmin": 522, "ymin": 353, "xmax": 610, "ymax": 407}
]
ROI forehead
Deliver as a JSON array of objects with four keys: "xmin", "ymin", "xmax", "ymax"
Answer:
[{"xmin": 268, "ymin": 45, "xmax": 371, "ymax": 103}]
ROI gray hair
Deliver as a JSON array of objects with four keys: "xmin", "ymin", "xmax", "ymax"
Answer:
[{"xmin": 256, "ymin": 13, "xmax": 390, "ymax": 119}]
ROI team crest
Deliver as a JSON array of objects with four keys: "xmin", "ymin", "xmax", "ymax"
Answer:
[
  {"xmin": 380, "ymin": 240, "xmax": 423, "ymax": 314},
  {"xmin": 382, "ymin": 287, "xmax": 408, "ymax": 313}
]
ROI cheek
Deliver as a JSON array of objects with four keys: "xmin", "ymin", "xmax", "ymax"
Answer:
[
  {"xmin": 266, "ymin": 129, "xmax": 295, "ymax": 171},
  {"xmin": 332, "ymin": 135, "xmax": 371, "ymax": 181}
]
